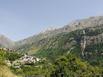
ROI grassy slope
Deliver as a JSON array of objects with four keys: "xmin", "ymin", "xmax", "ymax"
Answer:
[
  {"xmin": 0, "ymin": 65, "xmax": 18, "ymax": 77},
  {"xmin": 0, "ymin": 50, "xmax": 20, "ymax": 77}
]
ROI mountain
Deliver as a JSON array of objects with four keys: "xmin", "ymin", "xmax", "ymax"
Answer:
[
  {"xmin": 14, "ymin": 16, "xmax": 103, "ymax": 50},
  {"xmin": 1, "ymin": 16, "xmax": 103, "ymax": 77},
  {"xmin": 9, "ymin": 16, "xmax": 103, "ymax": 67},
  {"xmin": 0, "ymin": 34, "xmax": 15, "ymax": 49},
  {"xmin": 1, "ymin": 16, "xmax": 103, "ymax": 62},
  {"xmin": 0, "ymin": 16, "xmax": 103, "ymax": 50}
]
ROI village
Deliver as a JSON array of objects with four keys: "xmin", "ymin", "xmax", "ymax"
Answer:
[{"xmin": 5, "ymin": 54, "xmax": 42, "ymax": 68}]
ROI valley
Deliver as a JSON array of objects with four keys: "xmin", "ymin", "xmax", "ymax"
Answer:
[{"xmin": 0, "ymin": 16, "xmax": 103, "ymax": 77}]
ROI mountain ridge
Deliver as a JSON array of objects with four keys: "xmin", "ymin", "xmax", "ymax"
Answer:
[
  {"xmin": 1, "ymin": 16, "xmax": 103, "ymax": 51},
  {"xmin": 14, "ymin": 16, "xmax": 103, "ymax": 48}
]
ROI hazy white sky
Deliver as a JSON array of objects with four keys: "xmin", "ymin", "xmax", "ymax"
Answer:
[{"xmin": 0, "ymin": 0, "xmax": 103, "ymax": 41}]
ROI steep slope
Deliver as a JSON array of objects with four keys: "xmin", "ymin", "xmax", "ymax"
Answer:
[
  {"xmin": 0, "ymin": 49, "xmax": 20, "ymax": 77},
  {"xmin": 13, "ymin": 16, "xmax": 103, "ymax": 66},
  {"xmin": 15, "ymin": 16, "xmax": 103, "ymax": 51},
  {"xmin": 0, "ymin": 65, "xmax": 18, "ymax": 77}
]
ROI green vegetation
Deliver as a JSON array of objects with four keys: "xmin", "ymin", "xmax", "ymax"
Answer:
[
  {"xmin": 6, "ymin": 52, "xmax": 22, "ymax": 61},
  {"xmin": 0, "ymin": 50, "xmax": 19, "ymax": 77},
  {"xmin": 1, "ymin": 21, "xmax": 103, "ymax": 76},
  {"xmin": 1, "ymin": 48, "xmax": 102, "ymax": 77},
  {"xmin": 10, "ymin": 53, "xmax": 103, "ymax": 77},
  {"xmin": 50, "ymin": 54, "xmax": 103, "ymax": 77},
  {"xmin": 12, "ymin": 25, "xmax": 103, "ymax": 77}
]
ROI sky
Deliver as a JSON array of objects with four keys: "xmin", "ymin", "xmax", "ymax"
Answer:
[{"xmin": 0, "ymin": 0, "xmax": 103, "ymax": 41}]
